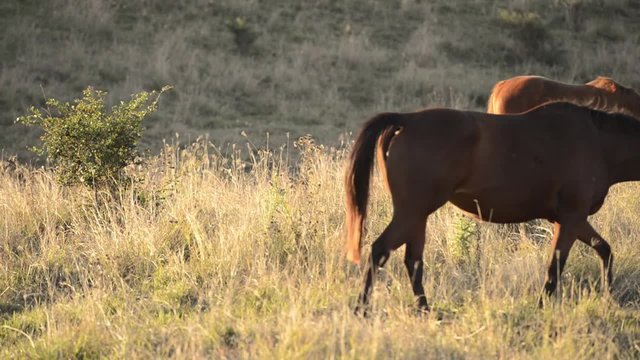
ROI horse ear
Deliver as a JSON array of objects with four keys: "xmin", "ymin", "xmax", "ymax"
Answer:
[
  {"xmin": 603, "ymin": 82, "xmax": 618, "ymax": 93},
  {"xmin": 602, "ymin": 79, "xmax": 619, "ymax": 93},
  {"xmin": 588, "ymin": 77, "xmax": 619, "ymax": 93}
]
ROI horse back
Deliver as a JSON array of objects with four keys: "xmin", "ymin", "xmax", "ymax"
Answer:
[{"xmin": 488, "ymin": 76, "xmax": 593, "ymax": 115}]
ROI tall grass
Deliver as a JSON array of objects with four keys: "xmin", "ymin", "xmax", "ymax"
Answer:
[{"xmin": 1, "ymin": 137, "xmax": 640, "ymax": 358}]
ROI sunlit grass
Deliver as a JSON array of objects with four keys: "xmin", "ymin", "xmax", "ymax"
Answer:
[{"xmin": 1, "ymin": 137, "xmax": 639, "ymax": 358}]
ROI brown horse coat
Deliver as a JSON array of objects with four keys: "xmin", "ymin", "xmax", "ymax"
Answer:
[
  {"xmin": 345, "ymin": 102, "xmax": 638, "ymax": 312},
  {"xmin": 487, "ymin": 75, "xmax": 640, "ymax": 119}
]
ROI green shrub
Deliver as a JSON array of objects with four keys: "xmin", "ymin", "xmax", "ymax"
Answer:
[
  {"xmin": 450, "ymin": 214, "xmax": 478, "ymax": 263},
  {"xmin": 17, "ymin": 86, "xmax": 170, "ymax": 186}
]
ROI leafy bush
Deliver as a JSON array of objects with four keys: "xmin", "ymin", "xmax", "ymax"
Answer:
[
  {"xmin": 450, "ymin": 214, "xmax": 478, "ymax": 263},
  {"xmin": 17, "ymin": 86, "xmax": 170, "ymax": 186}
]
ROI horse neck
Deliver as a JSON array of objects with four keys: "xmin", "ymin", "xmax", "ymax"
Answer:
[
  {"xmin": 604, "ymin": 132, "xmax": 640, "ymax": 184},
  {"xmin": 578, "ymin": 85, "xmax": 612, "ymax": 111},
  {"xmin": 582, "ymin": 86, "xmax": 640, "ymax": 119},
  {"xmin": 621, "ymin": 93, "xmax": 640, "ymax": 120}
]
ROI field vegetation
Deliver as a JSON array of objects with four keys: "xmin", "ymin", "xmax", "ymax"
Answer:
[
  {"xmin": 2, "ymin": 0, "xmax": 640, "ymax": 358},
  {"xmin": 2, "ymin": 137, "xmax": 640, "ymax": 358},
  {"xmin": 2, "ymin": 0, "xmax": 640, "ymax": 158}
]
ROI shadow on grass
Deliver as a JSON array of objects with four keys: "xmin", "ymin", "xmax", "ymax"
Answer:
[
  {"xmin": 612, "ymin": 270, "xmax": 640, "ymax": 306},
  {"xmin": 0, "ymin": 302, "xmax": 24, "ymax": 317}
]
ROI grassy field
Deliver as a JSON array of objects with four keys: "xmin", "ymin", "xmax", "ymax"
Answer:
[
  {"xmin": 2, "ymin": 0, "xmax": 640, "ymax": 358},
  {"xmin": 1, "ymin": 139, "xmax": 640, "ymax": 358}
]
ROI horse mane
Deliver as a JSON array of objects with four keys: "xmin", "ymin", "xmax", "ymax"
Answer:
[{"xmin": 589, "ymin": 107, "xmax": 640, "ymax": 134}]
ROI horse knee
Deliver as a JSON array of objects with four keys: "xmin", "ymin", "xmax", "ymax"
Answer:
[
  {"xmin": 403, "ymin": 257, "xmax": 418, "ymax": 268},
  {"xmin": 403, "ymin": 257, "xmax": 423, "ymax": 276},
  {"xmin": 543, "ymin": 276, "xmax": 558, "ymax": 296},
  {"xmin": 593, "ymin": 240, "xmax": 611, "ymax": 257},
  {"xmin": 591, "ymin": 239, "xmax": 612, "ymax": 265},
  {"xmin": 370, "ymin": 239, "xmax": 391, "ymax": 267}
]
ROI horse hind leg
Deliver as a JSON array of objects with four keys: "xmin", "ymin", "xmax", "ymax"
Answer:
[
  {"xmin": 575, "ymin": 221, "xmax": 613, "ymax": 294},
  {"xmin": 354, "ymin": 223, "xmax": 394, "ymax": 316},
  {"xmin": 539, "ymin": 220, "xmax": 579, "ymax": 307},
  {"xmin": 395, "ymin": 187, "xmax": 448, "ymax": 314},
  {"xmin": 355, "ymin": 214, "xmax": 427, "ymax": 316},
  {"xmin": 403, "ymin": 219, "xmax": 429, "ymax": 313}
]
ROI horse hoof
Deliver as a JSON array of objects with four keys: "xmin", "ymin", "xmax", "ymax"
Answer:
[
  {"xmin": 415, "ymin": 305, "xmax": 430, "ymax": 317},
  {"xmin": 415, "ymin": 307, "xmax": 444, "ymax": 321},
  {"xmin": 353, "ymin": 304, "xmax": 370, "ymax": 318}
]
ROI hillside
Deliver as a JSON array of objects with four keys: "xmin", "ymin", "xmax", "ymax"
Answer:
[{"xmin": 2, "ymin": 0, "xmax": 640, "ymax": 159}]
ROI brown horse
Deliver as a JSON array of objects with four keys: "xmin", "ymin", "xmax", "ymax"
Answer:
[
  {"xmin": 487, "ymin": 75, "xmax": 640, "ymax": 118},
  {"xmin": 344, "ymin": 102, "xmax": 640, "ymax": 313},
  {"xmin": 488, "ymin": 76, "xmax": 640, "ymax": 241}
]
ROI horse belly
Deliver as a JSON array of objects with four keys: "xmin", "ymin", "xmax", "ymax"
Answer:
[{"xmin": 448, "ymin": 187, "xmax": 555, "ymax": 223}]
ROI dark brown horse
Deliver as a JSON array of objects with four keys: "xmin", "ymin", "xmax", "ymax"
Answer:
[
  {"xmin": 344, "ymin": 102, "xmax": 640, "ymax": 313},
  {"xmin": 488, "ymin": 75, "xmax": 640, "ymax": 118}
]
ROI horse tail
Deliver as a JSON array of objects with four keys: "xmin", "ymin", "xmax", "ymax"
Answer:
[
  {"xmin": 376, "ymin": 125, "xmax": 400, "ymax": 193},
  {"xmin": 345, "ymin": 112, "xmax": 402, "ymax": 264}
]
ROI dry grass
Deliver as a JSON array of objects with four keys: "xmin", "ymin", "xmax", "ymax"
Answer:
[{"xmin": 1, "ymin": 137, "xmax": 640, "ymax": 358}]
